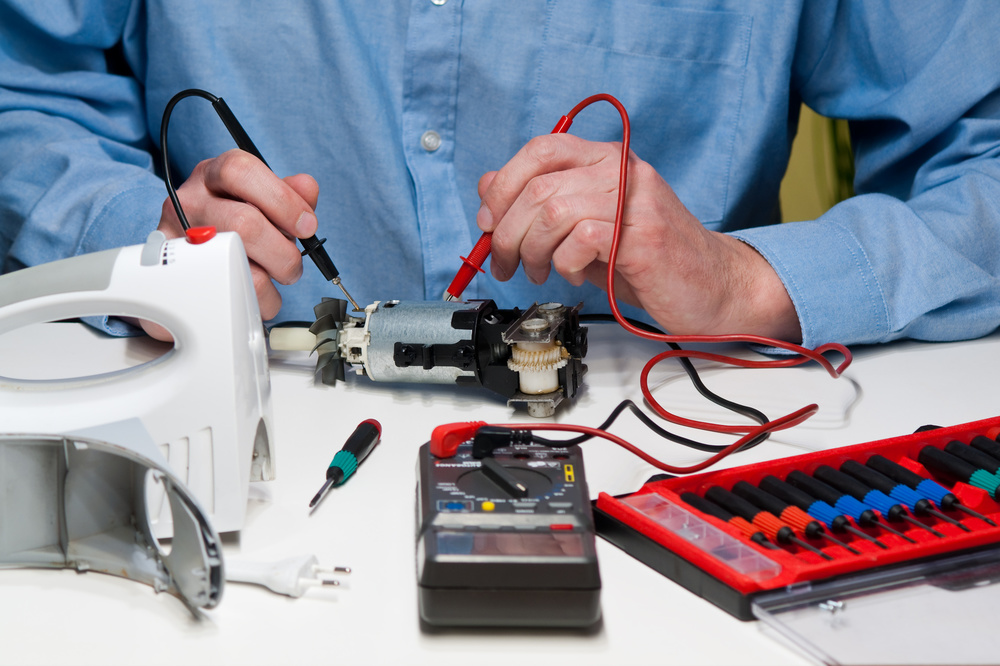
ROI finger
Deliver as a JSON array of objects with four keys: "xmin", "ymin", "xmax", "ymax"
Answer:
[
  {"xmin": 284, "ymin": 173, "xmax": 320, "ymax": 212},
  {"xmin": 194, "ymin": 196, "xmax": 304, "ymax": 285},
  {"xmin": 201, "ymin": 149, "xmax": 318, "ymax": 238},
  {"xmin": 517, "ymin": 189, "xmax": 618, "ymax": 284},
  {"xmin": 249, "ymin": 260, "xmax": 283, "ymax": 321},
  {"xmin": 477, "ymin": 171, "xmax": 498, "ymax": 201},
  {"xmin": 479, "ymin": 135, "xmax": 616, "ymax": 233},
  {"xmin": 549, "ymin": 217, "xmax": 615, "ymax": 287},
  {"xmin": 489, "ymin": 169, "xmax": 565, "ymax": 281},
  {"xmin": 158, "ymin": 197, "xmax": 186, "ymax": 238},
  {"xmin": 140, "ymin": 319, "xmax": 174, "ymax": 343}
]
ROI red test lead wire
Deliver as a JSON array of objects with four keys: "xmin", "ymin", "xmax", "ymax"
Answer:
[
  {"xmin": 444, "ymin": 113, "xmax": 577, "ymax": 301},
  {"xmin": 440, "ymin": 93, "xmax": 853, "ymax": 473}
]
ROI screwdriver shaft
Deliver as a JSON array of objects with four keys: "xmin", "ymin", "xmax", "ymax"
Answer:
[{"xmin": 900, "ymin": 513, "xmax": 945, "ymax": 538}]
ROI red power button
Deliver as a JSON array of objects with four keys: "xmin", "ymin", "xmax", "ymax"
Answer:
[{"xmin": 185, "ymin": 226, "xmax": 217, "ymax": 244}]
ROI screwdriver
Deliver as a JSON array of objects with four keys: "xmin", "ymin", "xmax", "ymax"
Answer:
[
  {"xmin": 759, "ymin": 475, "xmax": 888, "ymax": 549},
  {"xmin": 786, "ymin": 470, "xmax": 917, "ymax": 544},
  {"xmin": 813, "ymin": 465, "xmax": 945, "ymax": 538},
  {"xmin": 866, "ymin": 454, "xmax": 996, "ymax": 526},
  {"xmin": 731, "ymin": 480, "xmax": 859, "ymax": 554},
  {"xmin": 970, "ymin": 434, "xmax": 1000, "ymax": 463},
  {"xmin": 944, "ymin": 440, "xmax": 1000, "ymax": 479},
  {"xmin": 918, "ymin": 445, "xmax": 1000, "ymax": 501},
  {"xmin": 840, "ymin": 460, "xmax": 970, "ymax": 532},
  {"xmin": 704, "ymin": 486, "xmax": 833, "ymax": 560},
  {"xmin": 309, "ymin": 419, "xmax": 382, "ymax": 508},
  {"xmin": 679, "ymin": 492, "xmax": 779, "ymax": 550}
]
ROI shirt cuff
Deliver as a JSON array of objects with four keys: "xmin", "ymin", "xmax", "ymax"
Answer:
[{"xmin": 730, "ymin": 216, "xmax": 889, "ymax": 349}]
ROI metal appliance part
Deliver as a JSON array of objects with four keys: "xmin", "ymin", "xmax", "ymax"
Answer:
[{"xmin": 308, "ymin": 299, "xmax": 588, "ymax": 417}]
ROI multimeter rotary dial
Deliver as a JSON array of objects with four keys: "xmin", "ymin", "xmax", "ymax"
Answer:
[{"xmin": 456, "ymin": 464, "xmax": 554, "ymax": 499}]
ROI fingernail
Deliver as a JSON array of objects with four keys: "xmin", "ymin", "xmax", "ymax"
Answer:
[
  {"xmin": 295, "ymin": 211, "xmax": 317, "ymax": 237},
  {"xmin": 476, "ymin": 203, "xmax": 493, "ymax": 231}
]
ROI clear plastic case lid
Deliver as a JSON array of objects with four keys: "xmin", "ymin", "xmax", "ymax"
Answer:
[{"xmin": 751, "ymin": 544, "xmax": 1000, "ymax": 665}]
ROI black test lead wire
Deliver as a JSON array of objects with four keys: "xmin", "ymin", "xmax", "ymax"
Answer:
[
  {"xmin": 159, "ymin": 88, "xmax": 362, "ymax": 311},
  {"xmin": 546, "ymin": 315, "xmax": 772, "ymax": 456}
]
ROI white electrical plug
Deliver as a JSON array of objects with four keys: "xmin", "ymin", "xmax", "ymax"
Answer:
[{"xmin": 226, "ymin": 555, "xmax": 350, "ymax": 597}]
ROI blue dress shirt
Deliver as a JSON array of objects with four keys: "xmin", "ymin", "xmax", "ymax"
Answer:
[{"xmin": 1, "ymin": 1, "xmax": 999, "ymax": 348}]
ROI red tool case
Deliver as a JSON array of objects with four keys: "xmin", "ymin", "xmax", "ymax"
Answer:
[{"xmin": 593, "ymin": 416, "xmax": 1000, "ymax": 622}]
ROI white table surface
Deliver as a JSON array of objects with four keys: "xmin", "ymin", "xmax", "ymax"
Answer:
[{"xmin": 2, "ymin": 320, "xmax": 999, "ymax": 666}]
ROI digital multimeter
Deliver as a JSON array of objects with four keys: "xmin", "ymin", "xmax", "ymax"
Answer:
[{"xmin": 415, "ymin": 439, "xmax": 601, "ymax": 628}]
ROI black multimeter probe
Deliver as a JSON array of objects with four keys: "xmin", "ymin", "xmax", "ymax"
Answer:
[{"xmin": 159, "ymin": 88, "xmax": 362, "ymax": 311}]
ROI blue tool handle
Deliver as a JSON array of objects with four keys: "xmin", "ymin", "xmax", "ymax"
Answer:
[
  {"xmin": 833, "ymin": 495, "xmax": 871, "ymax": 522},
  {"xmin": 858, "ymin": 489, "xmax": 896, "ymax": 516},
  {"xmin": 804, "ymin": 500, "xmax": 841, "ymax": 528},
  {"xmin": 914, "ymin": 479, "xmax": 952, "ymax": 505}
]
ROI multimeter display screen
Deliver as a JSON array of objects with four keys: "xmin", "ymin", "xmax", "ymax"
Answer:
[{"xmin": 437, "ymin": 531, "xmax": 584, "ymax": 557}]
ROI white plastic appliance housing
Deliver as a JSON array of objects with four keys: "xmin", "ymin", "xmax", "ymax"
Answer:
[{"xmin": 0, "ymin": 230, "xmax": 274, "ymax": 535}]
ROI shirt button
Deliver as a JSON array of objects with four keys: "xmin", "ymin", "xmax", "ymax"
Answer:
[
  {"xmin": 431, "ymin": 0, "xmax": 447, "ymax": 5},
  {"xmin": 420, "ymin": 130, "xmax": 442, "ymax": 152}
]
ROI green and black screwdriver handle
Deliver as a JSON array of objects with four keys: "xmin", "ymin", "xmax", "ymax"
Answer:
[{"xmin": 310, "ymin": 419, "xmax": 383, "ymax": 508}]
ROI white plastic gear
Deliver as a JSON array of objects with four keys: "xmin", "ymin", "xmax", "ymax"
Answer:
[
  {"xmin": 507, "ymin": 342, "xmax": 569, "ymax": 394},
  {"xmin": 506, "ymin": 344, "xmax": 568, "ymax": 372}
]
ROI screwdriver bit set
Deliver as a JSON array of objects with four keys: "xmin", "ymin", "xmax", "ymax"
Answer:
[{"xmin": 593, "ymin": 416, "xmax": 1000, "ymax": 622}]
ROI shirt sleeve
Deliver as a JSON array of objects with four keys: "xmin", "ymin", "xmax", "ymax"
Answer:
[
  {"xmin": 731, "ymin": 2, "xmax": 1000, "ymax": 348},
  {"xmin": 0, "ymin": 1, "xmax": 164, "ymax": 276}
]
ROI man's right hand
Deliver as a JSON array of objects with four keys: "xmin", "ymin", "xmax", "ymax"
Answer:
[{"xmin": 143, "ymin": 149, "xmax": 319, "ymax": 340}]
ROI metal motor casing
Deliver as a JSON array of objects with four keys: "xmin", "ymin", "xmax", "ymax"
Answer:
[
  {"xmin": 362, "ymin": 300, "xmax": 477, "ymax": 384},
  {"xmin": 310, "ymin": 298, "xmax": 588, "ymax": 416}
]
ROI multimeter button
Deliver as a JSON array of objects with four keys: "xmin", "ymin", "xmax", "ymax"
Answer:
[
  {"xmin": 512, "ymin": 502, "xmax": 536, "ymax": 509},
  {"xmin": 438, "ymin": 500, "xmax": 471, "ymax": 512},
  {"xmin": 550, "ymin": 524, "xmax": 575, "ymax": 531},
  {"xmin": 481, "ymin": 501, "xmax": 496, "ymax": 511},
  {"xmin": 548, "ymin": 502, "xmax": 574, "ymax": 509}
]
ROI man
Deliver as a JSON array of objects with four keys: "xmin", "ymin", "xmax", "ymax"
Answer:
[{"xmin": 2, "ymin": 2, "xmax": 999, "ymax": 349}]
